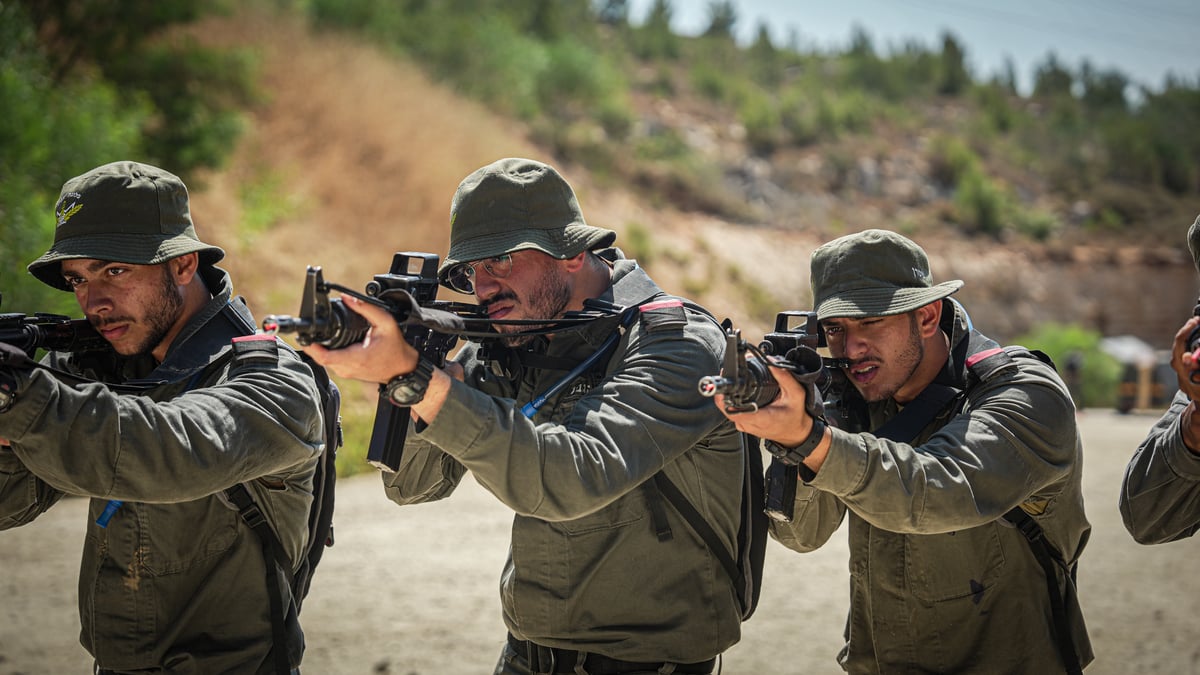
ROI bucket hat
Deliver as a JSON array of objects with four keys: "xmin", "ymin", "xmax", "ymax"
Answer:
[
  {"xmin": 28, "ymin": 161, "xmax": 225, "ymax": 290},
  {"xmin": 811, "ymin": 229, "xmax": 963, "ymax": 319},
  {"xmin": 438, "ymin": 158, "xmax": 616, "ymax": 289}
]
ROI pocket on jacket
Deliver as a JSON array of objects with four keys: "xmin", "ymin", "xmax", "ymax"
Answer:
[
  {"xmin": 140, "ymin": 500, "xmax": 240, "ymax": 575},
  {"xmin": 551, "ymin": 489, "xmax": 645, "ymax": 535},
  {"xmin": 905, "ymin": 522, "xmax": 1007, "ymax": 603}
]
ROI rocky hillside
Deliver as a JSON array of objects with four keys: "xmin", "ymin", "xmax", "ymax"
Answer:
[{"xmin": 188, "ymin": 11, "xmax": 1197, "ymax": 358}]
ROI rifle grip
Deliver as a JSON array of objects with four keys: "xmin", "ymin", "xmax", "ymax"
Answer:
[{"xmin": 366, "ymin": 397, "xmax": 410, "ymax": 472}]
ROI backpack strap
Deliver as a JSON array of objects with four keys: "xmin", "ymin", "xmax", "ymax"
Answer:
[
  {"xmin": 652, "ymin": 471, "xmax": 742, "ymax": 608},
  {"xmin": 224, "ymin": 482, "xmax": 293, "ymax": 675},
  {"xmin": 871, "ymin": 383, "xmax": 961, "ymax": 445},
  {"xmin": 1004, "ymin": 506, "xmax": 1084, "ymax": 675},
  {"xmin": 225, "ymin": 334, "xmax": 296, "ymax": 675},
  {"xmin": 881, "ymin": 333, "xmax": 1082, "ymax": 674}
]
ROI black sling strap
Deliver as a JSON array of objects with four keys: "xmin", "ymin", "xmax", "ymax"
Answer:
[
  {"xmin": 225, "ymin": 483, "xmax": 293, "ymax": 675},
  {"xmin": 871, "ymin": 383, "xmax": 959, "ymax": 442},
  {"xmin": 653, "ymin": 472, "xmax": 741, "ymax": 604},
  {"xmin": 224, "ymin": 335, "xmax": 296, "ymax": 675},
  {"xmin": 869, "ymin": 346, "xmax": 1083, "ymax": 675},
  {"xmin": 1005, "ymin": 506, "xmax": 1084, "ymax": 675}
]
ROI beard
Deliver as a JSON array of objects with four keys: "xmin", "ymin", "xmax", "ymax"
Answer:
[
  {"xmin": 93, "ymin": 265, "xmax": 185, "ymax": 357},
  {"xmin": 494, "ymin": 265, "xmax": 571, "ymax": 348},
  {"xmin": 859, "ymin": 313, "xmax": 925, "ymax": 403}
]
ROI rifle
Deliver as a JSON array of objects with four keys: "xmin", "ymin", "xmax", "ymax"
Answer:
[
  {"xmin": 0, "ymin": 292, "xmax": 108, "ymax": 358},
  {"xmin": 264, "ymin": 253, "xmax": 485, "ymax": 472},
  {"xmin": 265, "ymin": 252, "xmax": 639, "ymax": 472}
]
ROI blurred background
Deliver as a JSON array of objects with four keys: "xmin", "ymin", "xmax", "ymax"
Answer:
[{"xmin": 2, "ymin": 0, "xmax": 1197, "ymax": 470}]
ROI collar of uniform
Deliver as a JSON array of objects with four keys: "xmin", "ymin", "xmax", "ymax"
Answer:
[{"xmin": 143, "ymin": 265, "xmax": 255, "ymax": 383}]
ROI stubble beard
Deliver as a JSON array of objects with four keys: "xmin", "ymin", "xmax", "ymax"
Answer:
[
  {"xmin": 498, "ymin": 267, "xmax": 571, "ymax": 348},
  {"xmin": 126, "ymin": 266, "xmax": 185, "ymax": 357},
  {"xmin": 859, "ymin": 314, "xmax": 925, "ymax": 403}
]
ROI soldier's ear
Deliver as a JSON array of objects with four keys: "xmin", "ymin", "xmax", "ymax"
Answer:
[{"xmin": 169, "ymin": 252, "xmax": 200, "ymax": 285}]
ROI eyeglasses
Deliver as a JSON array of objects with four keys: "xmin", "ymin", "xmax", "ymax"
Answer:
[{"xmin": 445, "ymin": 254, "xmax": 513, "ymax": 294}]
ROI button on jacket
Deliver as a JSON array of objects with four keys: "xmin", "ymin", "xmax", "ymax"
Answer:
[
  {"xmin": 770, "ymin": 302, "xmax": 1093, "ymax": 674},
  {"xmin": 0, "ymin": 266, "xmax": 324, "ymax": 674},
  {"xmin": 382, "ymin": 252, "xmax": 744, "ymax": 664}
]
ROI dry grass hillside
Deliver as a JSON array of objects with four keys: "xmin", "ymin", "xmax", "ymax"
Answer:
[{"xmin": 186, "ymin": 10, "xmax": 1196, "ymax": 366}]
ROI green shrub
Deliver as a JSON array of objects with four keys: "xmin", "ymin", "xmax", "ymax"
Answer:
[
  {"xmin": 1013, "ymin": 323, "xmax": 1122, "ymax": 409},
  {"xmin": 622, "ymin": 221, "xmax": 656, "ymax": 266},
  {"xmin": 928, "ymin": 135, "xmax": 980, "ymax": 188},
  {"xmin": 237, "ymin": 168, "xmax": 307, "ymax": 248},
  {"xmin": 1013, "ymin": 208, "xmax": 1060, "ymax": 241},
  {"xmin": 953, "ymin": 168, "xmax": 1008, "ymax": 238},
  {"xmin": 690, "ymin": 61, "xmax": 733, "ymax": 102},
  {"xmin": 739, "ymin": 93, "xmax": 783, "ymax": 154}
]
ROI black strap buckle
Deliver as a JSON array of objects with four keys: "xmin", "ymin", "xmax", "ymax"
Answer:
[{"xmin": 527, "ymin": 642, "xmax": 557, "ymax": 674}]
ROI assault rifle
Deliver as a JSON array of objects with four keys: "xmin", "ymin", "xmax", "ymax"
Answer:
[
  {"xmin": 0, "ymin": 292, "xmax": 108, "ymax": 359},
  {"xmin": 264, "ymin": 252, "xmax": 487, "ymax": 472},
  {"xmin": 266, "ymin": 251, "xmax": 654, "ymax": 473},
  {"xmin": 699, "ymin": 311, "xmax": 848, "ymax": 521}
]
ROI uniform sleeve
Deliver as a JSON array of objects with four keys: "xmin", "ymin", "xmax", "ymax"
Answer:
[
  {"xmin": 413, "ymin": 310, "xmax": 730, "ymax": 521},
  {"xmin": 767, "ymin": 472, "xmax": 847, "ymax": 553},
  {"xmin": 380, "ymin": 422, "xmax": 468, "ymax": 505},
  {"xmin": 0, "ymin": 445, "xmax": 66, "ymax": 529},
  {"xmin": 0, "ymin": 352, "xmax": 325, "ymax": 503},
  {"xmin": 809, "ymin": 358, "xmax": 1080, "ymax": 534},
  {"xmin": 1119, "ymin": 391, "xmax": 1200, "ymax": 544}
]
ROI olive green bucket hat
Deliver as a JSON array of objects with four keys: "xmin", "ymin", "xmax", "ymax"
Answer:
[
  {"xmin": 1188, "ymin": 213, "xmax": 1200, "ymax": 274},
  {"xmin": 438, "ymin": 158, "xmax": 616, "ymax": 289},
  {"xmin": 811, "ymin": 229, "xmax": 963, "ymax": 319},
  {"xmin": 28, "ymin": 161, "xmax": 225, "ymax": 291}
]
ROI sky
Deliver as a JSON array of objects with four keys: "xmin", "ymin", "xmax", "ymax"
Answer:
[{"xmin": 627, "ymin": 0, "xmax": 1200, "ymax": 94}]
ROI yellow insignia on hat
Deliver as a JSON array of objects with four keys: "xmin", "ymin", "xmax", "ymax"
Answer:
[{"xmin": 57, "ymin": 201, "xmax": 82, "ymax": 226}]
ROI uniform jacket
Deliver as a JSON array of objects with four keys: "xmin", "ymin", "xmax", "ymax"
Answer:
[
  {"xmin": 382, "ymin": 251, "xmax": 744, "ymax": 663},
  {"xmin": 1120, "ymin": 390, "xmax": 1200, "ymax": 543},
  {"xmin": 0, "ymin": 265, "xmax": 324, "ymax": 674},
  {"xmin": 770, "ymin": 301, "xmax": 1093, "ymax": 674}
]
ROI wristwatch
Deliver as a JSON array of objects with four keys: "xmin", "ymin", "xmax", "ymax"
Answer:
[
  {"xmin": 763, "ymin": 416, "xmax": 827, "ymax": 466},
  {"xmin": 0, "ymin": 368, "xmax": 17, "ymax": 414},
  {"xmin": 380, "ymin": 357, "xmax": 435, "ymax": 407}
]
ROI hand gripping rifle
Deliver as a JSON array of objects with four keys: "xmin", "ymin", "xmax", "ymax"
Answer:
[
  {"xmin": 265, "ymin": 252, "xmax": 655, "ymax": 473},
  {"xmin": 263, "ymin": 252, "xmax": 486, "ymax": 472},
  {"xmin": 698, "ymin": 311, "xmax": 848, "ymax": 521}
]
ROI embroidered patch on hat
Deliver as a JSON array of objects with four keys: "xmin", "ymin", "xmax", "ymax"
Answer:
[{"xmin": 56, "ymin": 192, "xmax": 83, "ymax": 227}]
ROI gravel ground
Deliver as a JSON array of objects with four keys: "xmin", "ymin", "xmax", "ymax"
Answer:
[{"xmin": 2, "ymin": 409, "xmax": 1198, "ymax": 674}]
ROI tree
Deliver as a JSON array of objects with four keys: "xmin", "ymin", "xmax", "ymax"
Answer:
[
  {"xmin": 635, "ymin": 0, "xmax": 679, "ymax": 59},
  {"xmin": 1032, "ymin": 52, "xmax": 1074, "ymax": 99},
  {"xmin": 16, "ymin": 0, "xmax": 256, "ymax": 177},
  {"xmin": 1079, "ymin": 60, "xmax": 1129, "ymax": 114},
  {"xmin": 937, "ymin": 32, "xmax": 970, "ymax": 96},
  {"xmin": 703, "ymin": 0, "xmax": 737, "ymax": 41}
]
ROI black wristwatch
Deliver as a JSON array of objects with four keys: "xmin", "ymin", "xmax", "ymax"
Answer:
[
  {"xmin": 0, "ymin": 368, "xmax": 18, "ymax": 414},
  {"xmin": 380, "ymin": 357, "xmax": 436, "ymax": 407},
  {"xmin": 764, "ymin": 417, "xmax": 827, "ymax": 466}
]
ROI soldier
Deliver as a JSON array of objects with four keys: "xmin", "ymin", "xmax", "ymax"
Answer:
[
  {"xmin": 306, "ymin": 158, "xmax": 744, "ymax": 674},
  {"xmin": 1120, "ymin": 214, "xmax": 1200, "ymax": 544},
  {"xmin": 0, "ymin": 161, "xmax": 324, "ymax": 674},
  {"xmin": 716, "ymin": 229, "xmax": 1093, "ymax": 674}
]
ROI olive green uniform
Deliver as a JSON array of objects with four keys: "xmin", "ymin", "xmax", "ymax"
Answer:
[
  {"xmin": 1120, "ymin": 391, "xmax": 1200, "ymax": 543},
  {"xmin": 383, "ymin": 254, "xmax": 744, "ymax": 665},
  {"xmin": 771, "ymin": 303, "xmax": 1093, "ymax": 674},
  {"xmin": 0, "ymin": 266, "xmax": 324, "ymax": 674}
]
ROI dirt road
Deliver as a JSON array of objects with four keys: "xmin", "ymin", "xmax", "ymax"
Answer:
[{"xmin": 3, "ymin": 409, "xmax": 1198, "ymax": 674}]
